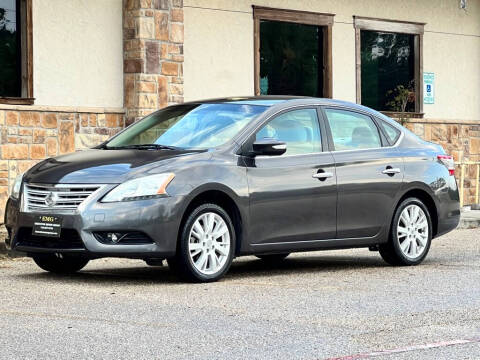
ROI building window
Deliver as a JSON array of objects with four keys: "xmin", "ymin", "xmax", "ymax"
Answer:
[
  {"xmin": 253, "ymin": 7, "xmax": 334, "ymax": 98},
  {"xmin": 354, "ymin": 17, "xmax": 425, "ymax": 116},
  {"xmin": 0, "ymin": 0, "xmax": 33, "ymax": 104}
]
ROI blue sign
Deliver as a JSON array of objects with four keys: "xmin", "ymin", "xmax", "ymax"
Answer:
[{"xmin": 424, "ymin": 72, "xmax": 434, "ymax": 104}]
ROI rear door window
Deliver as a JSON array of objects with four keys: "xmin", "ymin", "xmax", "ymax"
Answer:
[{"xmin": 324, "ymin": 108, "xmax": 381, "ymax": 151}]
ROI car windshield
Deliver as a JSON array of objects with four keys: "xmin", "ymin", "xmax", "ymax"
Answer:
[{"xmin": 105, "ymin": 103, "xmax": 268, "ymax": 149}]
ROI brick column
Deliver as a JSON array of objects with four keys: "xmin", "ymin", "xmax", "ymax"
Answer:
[{"xmin": 123, "ymin": 0, "xmax": 184, "ymax": 126}]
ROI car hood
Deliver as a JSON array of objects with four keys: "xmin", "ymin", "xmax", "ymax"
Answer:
[{"xmin": 24, "ymin": 148, "xmax": 207, "ymax": 184}]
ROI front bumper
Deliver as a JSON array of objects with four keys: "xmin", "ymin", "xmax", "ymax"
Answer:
[{"xmin": 4, "ymin": 185, "xmax": 184, "ymax": 258}]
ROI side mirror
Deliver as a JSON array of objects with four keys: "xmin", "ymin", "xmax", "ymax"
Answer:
[{"xmin": 252, "ymin": 138, "xmax": 287, "ymax": 156}]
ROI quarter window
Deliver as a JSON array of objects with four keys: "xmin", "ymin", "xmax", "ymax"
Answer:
[
  {"xmin": 324, "ymin": 109, "xmax": 381, "ymax": 151},
  {"xmin": 256, "ymin": 108, "xmax": 322, "ymax": 155},
  {"xmin": 378, "ymin": 120, "xmax": 401, "ymax": 145}
]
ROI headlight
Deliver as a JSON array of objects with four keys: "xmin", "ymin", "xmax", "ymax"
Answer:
[
  {"xmin": 101, "ymin": 173, "xmax": 175, "ymax": 202},
  {"xmin": 10, "ymin": 173, "xmax": 24, "ymax": 200}
]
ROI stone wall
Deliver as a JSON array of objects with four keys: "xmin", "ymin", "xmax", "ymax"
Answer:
[
  {"xmin": 0, "ymin": 106, "xmax": 125, "ymax": 220},
  {"xmin": 123, "ymin": 0, "xmax": 184, "ymax": 125},
  {"xmin": 403, "ymin": 118, "xmax": 480, "ymax": 206}
]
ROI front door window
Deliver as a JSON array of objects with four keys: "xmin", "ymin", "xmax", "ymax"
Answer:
[{"xmin": 256, "ymin": 108, "xmax": 322, "ymax": 156}]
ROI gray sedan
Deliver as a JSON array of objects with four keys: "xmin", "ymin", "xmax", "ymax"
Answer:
[{"xmin": 4, "ymin": 97, "xmax": 460, "ymax": 282}]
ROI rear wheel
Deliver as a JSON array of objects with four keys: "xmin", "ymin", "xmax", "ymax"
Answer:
[
  {"xmin": 255, "ymin": 253, "xmax": 290, "ymax": 263},
  {"xmin": 168, "ymin": 203, "xmax": 235, "ymax": 282},
  {"xmin": 379, "ymin": 197, "xmax": 432, "ymax": 266},
  {"xmin": 32, "ymin": 254, "xmax": 89, "ymax": 274}
]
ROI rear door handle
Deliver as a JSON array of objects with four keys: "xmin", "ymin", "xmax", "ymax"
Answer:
[
  {"xmin": 382, "ymin": 168, "xmax": 401, "ymax": 175},
  {"xmin": 312, "ymin": 172, "xmax": 333, "ymax": 179}
]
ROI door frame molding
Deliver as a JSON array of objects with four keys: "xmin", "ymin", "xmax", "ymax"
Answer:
[{"xmin": 252, "ymin": 6, "xmax": 334, "ymax": 98}]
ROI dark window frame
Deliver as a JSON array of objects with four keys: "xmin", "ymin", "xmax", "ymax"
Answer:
[
  {"xmin": 0, "ymin": 0, "xmax": 33, "ymax": 105},
  {"xmin": 252, "ymin": 6, "xmax": 334, "ymax": 98},
  {"xmin": 354, "ymin": 16, "xmax": 425, "ymax": 117}
]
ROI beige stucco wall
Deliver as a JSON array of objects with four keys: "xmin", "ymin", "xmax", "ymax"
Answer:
[
  {"xmin": 32, "ymin": 0, "xmax": 123, "ymax": 108},
  {"xmin": 184, "ymin": 0, "xmax": 480, "ymax": 121}
]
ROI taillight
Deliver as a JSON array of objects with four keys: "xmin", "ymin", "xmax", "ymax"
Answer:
[{"xmin": 437, "ymin": 155, "xmax": 455, "ymax": 176}]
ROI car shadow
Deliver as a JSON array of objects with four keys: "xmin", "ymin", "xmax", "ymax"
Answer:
[
  {"xmin": 13, "ymin": 253, "xmax": 389, "ymax": 285},
  {"xmin": 226, "ymin": 254, "xmax": 387, "ymax": 280}
]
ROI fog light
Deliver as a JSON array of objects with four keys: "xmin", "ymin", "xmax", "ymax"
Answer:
[
  {"xmin": 108, "ymin": 233, "xmax": 120, "ymax": 243},
  {"xmin": 93, "ymin": 231, "xmax": 154, "ymax": 245}
]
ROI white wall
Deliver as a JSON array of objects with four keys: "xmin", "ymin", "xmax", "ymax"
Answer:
[
  {"xmin": 33, "ymin": 0, "xmax": 123, "ymax": 108},
  {"xmin": 183, "ymin": 6, "xmax": 254, "ymax": 101},
  {"xmin": 184, "ymin": 0, "xmax": 480, "ymax": 121}
]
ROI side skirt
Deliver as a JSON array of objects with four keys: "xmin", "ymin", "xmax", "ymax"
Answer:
[{"xmin": 246, "ymin": 234, "xmax": 388, "ymax": 255}]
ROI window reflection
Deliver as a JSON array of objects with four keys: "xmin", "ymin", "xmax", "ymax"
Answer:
[{"xmin": 361, "ymin": 31, "xmax": 416, "ymax": 112}]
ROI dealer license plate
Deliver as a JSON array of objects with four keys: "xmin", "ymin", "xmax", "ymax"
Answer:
[{"xmin": 32, "ymin": 215, "xmax": 62, "ymax": 238}]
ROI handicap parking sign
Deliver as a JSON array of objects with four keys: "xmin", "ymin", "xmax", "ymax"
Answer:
[{"xmin": 424, "ymin": 72, "xmax": 434, "ymax": 104}]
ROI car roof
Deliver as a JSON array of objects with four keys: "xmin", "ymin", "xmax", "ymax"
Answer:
[
  {"xmin": 184, "ymin": 96, "xmax": 373, "ymax": 111},
  {"xmin": 181, "ymin": 96, "xmax": 401, "ymax": 128},
  {"xmin": 183, "ymin": 96, "xmax": 306, "ymax": 107}
]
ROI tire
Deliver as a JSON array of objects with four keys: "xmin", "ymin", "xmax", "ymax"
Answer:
[
  {"xmin": 379, "ymin": 197, "xmax": 432, "ymax": 266},
  {"xmin": 168, "ymin": 203, "xmax": 235, "ymax": 282},
  {"xmin": 255, "ymin": 253, "xmax": 290, "ymax": 263},
  {"xmin": 32, "ymin": 254, "xmax": 89, "ymax": 274}
]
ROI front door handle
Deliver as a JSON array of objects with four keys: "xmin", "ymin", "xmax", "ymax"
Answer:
[
  {"xmin": 382, "ymin": 167, "xmax": 401, "ymax": 175},
  {"xmin": 312, "ymin": 172, "xmax": 333, "ymax": 179}
]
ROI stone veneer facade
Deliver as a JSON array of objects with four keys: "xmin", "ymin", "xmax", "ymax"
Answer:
[
  {"xmin": 0, "ymin": 107, "xmax": 125, "ymax": 217},
  {"xmin": 123, "ymin": 0, "xmax": 184, "ymax": 126},
  {"xmin": 403, "ymin": 118, "xmax": 480, "ymax": 206}
]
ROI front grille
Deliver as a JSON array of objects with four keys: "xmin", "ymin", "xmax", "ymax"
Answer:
[
  {"xmin": 15, "ymin": 228, "xmax": 85, "ymax": 250},
  {"xmin": 24, "ymin": 183, "xmax": 101, "ymax": 212}
]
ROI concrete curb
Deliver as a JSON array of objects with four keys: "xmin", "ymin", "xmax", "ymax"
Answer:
[{"xmin": 458, "ymin": 211, "xmax": 480, "ymax": 229}]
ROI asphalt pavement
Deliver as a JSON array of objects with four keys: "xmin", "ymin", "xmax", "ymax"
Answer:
[{"xmin": 1, "ymin": 229, "xmax": 480, "ymax": 359}]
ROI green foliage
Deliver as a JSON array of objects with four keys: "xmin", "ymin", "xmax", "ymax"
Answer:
[
  {"xmin": 385, "ymin": 79, "xmax": 415, "ymax": 125},
  {"xmin": 386, "ymin": 86, "xmax": 410, "ymax": 125},
  {"xmin": 386, "ymin": 85, "xmax": 410, "ymax": 113}
]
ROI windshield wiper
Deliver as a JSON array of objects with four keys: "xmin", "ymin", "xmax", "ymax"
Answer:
[{"xmin": 105, "ymin": 144, "xmax": 181, "ymax": 150}]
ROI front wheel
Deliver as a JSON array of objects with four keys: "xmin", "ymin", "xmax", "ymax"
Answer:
[
  {"xmin": 379, "ymin": 197, "xmax": 432, "ymax": 266},
  {"xmin": 168, "ymin": 203, "xmax": 235, "ymax": 282},
  {"xmin": 32, "ymin": 254, "xmax": 90, "ymax": 274}
]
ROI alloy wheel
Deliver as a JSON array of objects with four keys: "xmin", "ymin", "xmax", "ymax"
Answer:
[
  {"xmin": 188, "ymin": 212, "xmax": 231, "ymax": 275},
  {"xmin": 397, "ymin": 204, "xmax": 429, "ymax": 259}
]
